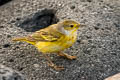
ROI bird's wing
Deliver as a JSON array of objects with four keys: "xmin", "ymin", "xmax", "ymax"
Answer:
[{"xmin": 27, "ymin": 27, "xmax": 62, "ymax": 42}]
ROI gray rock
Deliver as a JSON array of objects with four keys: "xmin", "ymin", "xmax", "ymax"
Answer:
[{"xmin": 0, "ymin": 64, "xmax": 26, "ymax": 80}]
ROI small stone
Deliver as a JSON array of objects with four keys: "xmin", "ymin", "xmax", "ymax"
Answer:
[
  {"xmin": 97, "ymin": 23, "xmax": 101, "ymax": 26},
  {"xmin": 80, "ymin": 40, "xmax": 88, "ymax": 44},
  {"xmin": 105, "ymin": 73, "xmax": 120, "ymax": 80},
  {"xmin": 88, "ymin": 40, "xmax": 92, "ymax": 43},
  {"xmin": 58, "ymin": 4, "xmax": 62, "ymax": 6},
  {"xmin": 94, "ymin": 26, "xmax": 99, "ymax": 30},
  {"xmin": 7, "ymin": 35, "xmax": 11, "ymax": 38},
  {"xmin": 3, "ymin": 44, "xmax": 10, "ymax": 48},
  {"xmin": 11, "ymin": 20, "xmax": 15, "ymax": 23},
  {"xmin": 16, "ymin": 17, "xmax": 21, "ymax": 21},
  {"xmin": 34, "ymin": 64, "xmax": 39, "ymax": 68},
  {"xmin": 0, "ymin": 26, "xmax": 4, "ymax": 28},
  {"xmin": 8, "ymin": 58, "xmax": 14, "ymax": 62},
  {"xmin": 87, "ymin": 0, "xmax": 92, "ymax": 2},
  {"xmin": 114, "ymin": 23, "xmax": 120, "ymax": 27},
  {"xmin": 77, "ymin": 40, "xmax": 81, "ymax": 43},
  {"xmin": 15, "ymin": 46, "xmax": 20, "ymax": 49},
  {"xmin": 101, "ymin": 28, "xmax": 104, "ymax": 30},
  {"xmin": 17, "ymin": 66, "xmax": 24, "ymax": 71},
  {"xmin": 86, "ymin": 35, "xmax": 92, "ymax": 39},
  {"xmin": 70, "ymin": 5, "xmax": 75, "ymax": 9}
]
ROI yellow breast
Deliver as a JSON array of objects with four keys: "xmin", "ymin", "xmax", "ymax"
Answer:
[{"xmin": 35, "ymin": 32, "xmax": 77, "ymax": 53}]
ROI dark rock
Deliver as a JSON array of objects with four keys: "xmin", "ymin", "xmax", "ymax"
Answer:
[
  {"xmin": 3, "ymin": 44, "xmax": 10, "ymax": 48},
  {"xmin": 17, "ymin": 67, "xmax": 24, "ymax": 71},
  {"xmin": 8, "ymin": 59, "xmax": 14, "ymax": 62},
  {"xmin": 11, "ymin": 20, "xmax": 16, "ymax": 23},
  {"xmin": 7, "ymin": 35, "xmax": 11, "ymax": 38},
  {"xmin": 96, "ymin": 23, "xmax": 101, "ymax": 26},
  {"xmin": 16, "ymin": 18, "xmax": 21, "ymax": 21},
  {"xmin": 87, "ymin": 0, "xmax": 92, "ymax": 2},
  {"xmin": 0, "ymin": 0, "xmax": 12, "ymax": 6},
  {"xmin": 0, "ymin": 26, "xmax": 4, "ymax": 28},
  {"xmin": 114, "ymin": 23, "xmax": 120, "ymax": 28},
  {"xmin": 77, "ymin": 40, "xmax": 81, "ymax": 43},
  {"xmin": 70, "ymin": 5, "xmax": 75, "ymax": 9},
  {"xmin": 94, "ymin": 26, "xmax": 99, "ymax": 30}
]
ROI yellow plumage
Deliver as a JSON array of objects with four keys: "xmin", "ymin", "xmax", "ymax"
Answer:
[
  {"xmin": 12, "ymin": 19, "xmax": 84, "ymax": 70},
  {"xmin": 35, "ymin": 32, "xmax": 76, "ymax": 53}
]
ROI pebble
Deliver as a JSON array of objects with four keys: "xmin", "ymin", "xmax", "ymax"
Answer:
[{"xmin": 34, "ymin": 64, "xmax": 40, "ymax": 68}]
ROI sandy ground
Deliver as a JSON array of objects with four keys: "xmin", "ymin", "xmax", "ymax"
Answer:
[{"xmin": 0, "ymin": 0, "xmax": 120, "ymax": 80}]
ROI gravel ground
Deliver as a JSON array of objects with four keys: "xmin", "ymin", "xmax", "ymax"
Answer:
[{"xmin": 0, "ymin": 0, "xmax": 120, "ymax": 80}]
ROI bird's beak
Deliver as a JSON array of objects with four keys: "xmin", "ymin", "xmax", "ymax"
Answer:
[{"xmin": 76, "ymin": 24, "xmax": 80, "ymax": 27}]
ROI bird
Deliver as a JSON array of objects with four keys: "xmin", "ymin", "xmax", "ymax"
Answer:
[{"xmin": 12, "ymin": 19, "xmax": 85, "ymax": 70}]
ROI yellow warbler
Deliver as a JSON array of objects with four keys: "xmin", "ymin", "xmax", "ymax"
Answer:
[{"xmin": 12, "ymin": 19, "xmax": 84, "ymax": 70}]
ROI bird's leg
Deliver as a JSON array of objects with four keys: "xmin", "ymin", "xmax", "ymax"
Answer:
[
  {"xmin": 42, "ymin": 53, "xmax": 64, "ymax": 70},
  {"xmin": 57, "ymin": 52, "xmax": 77, "ymax": 60}
]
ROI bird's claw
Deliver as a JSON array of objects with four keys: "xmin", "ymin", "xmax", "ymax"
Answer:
[
  {"xmin": 47, "ymin": 62, "xmax": 64, "ymax": 70},
  {"xmin": 67, "ymin": 55, "xmax": 77, "ymax": 60}
]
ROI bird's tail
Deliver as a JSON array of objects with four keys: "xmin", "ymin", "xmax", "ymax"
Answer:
[
  {"xmin": 12, "ymin": 37, "xmax": 35, "ymax": 45},
  {"xmin": 12, "ymin": 37, "xmax": 27, "ymax": 42}
]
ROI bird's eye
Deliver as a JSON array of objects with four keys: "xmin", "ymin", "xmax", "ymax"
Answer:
[{"xmin": 70, "ymin": 25, "xmax": 74, "ymax": 27}]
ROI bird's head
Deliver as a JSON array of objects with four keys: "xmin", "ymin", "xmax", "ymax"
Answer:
[{"xmin": 57, "ymin": 19, "xmax": 85, "ymax": 35}]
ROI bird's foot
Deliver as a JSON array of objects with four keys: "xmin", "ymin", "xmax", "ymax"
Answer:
[
  {"xmin": 47, "ymin": 62, "xmax": 64, "ymax": 70},
  {"xmin": 57, "ymin": 52, "xmax": 77, "ymax": 60}
]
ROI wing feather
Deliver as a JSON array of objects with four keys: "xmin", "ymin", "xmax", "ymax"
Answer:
[{"xmin": 26, "ymin": 26, "xmax": 62, "ymax": 42}]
